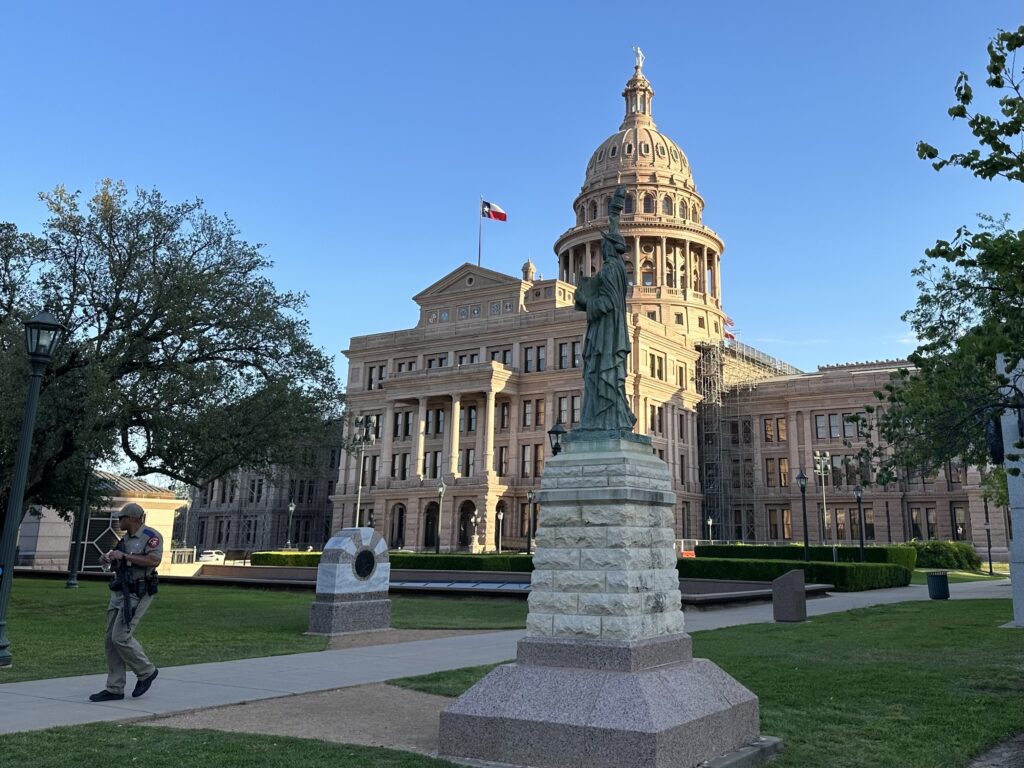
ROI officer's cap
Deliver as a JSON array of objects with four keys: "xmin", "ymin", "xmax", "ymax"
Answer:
[{"xmin": 118, "ymin": 503, "xmax": 145, "ymax": 519}]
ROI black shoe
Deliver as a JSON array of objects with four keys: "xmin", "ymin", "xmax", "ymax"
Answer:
[
  {"xmin": 89, "ymin": 690, "xmax": 124, "ymax": 702},
  {"xmin": 132, "ymin": 668, "xmax": 158, "ymax": 698}
]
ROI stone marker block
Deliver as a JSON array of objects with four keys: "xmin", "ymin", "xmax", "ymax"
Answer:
[
  {"xmin": 772, "ymin": 568, "xmax": 806, "ymax": 623},
  {"xmin": 308, "ymin": 527, "xmax": 391, "ymax": 635}
]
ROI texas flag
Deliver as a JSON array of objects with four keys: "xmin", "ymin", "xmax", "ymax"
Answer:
[{"xmin": 481, "ymin": 200, "xmax": 507, "ymax": 221}]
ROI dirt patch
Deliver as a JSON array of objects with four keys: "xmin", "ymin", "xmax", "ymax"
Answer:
[
  {"xmin": 143, "ymin": 683, "xmax": 448, "ymax": 755},
  {"xmin": 968, "ymin": 734, "xmax": 1024, "ymax": 768},
  {"xmin": 324, "ymin": 627, "xmax": 499, "ymax": 651}
]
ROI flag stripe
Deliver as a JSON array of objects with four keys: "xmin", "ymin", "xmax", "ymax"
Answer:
[{"xmin": 481, "ymin": 200, "xmax": 507, "ymax": 221}]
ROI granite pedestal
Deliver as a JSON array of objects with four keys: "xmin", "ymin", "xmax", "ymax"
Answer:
[
  {"xmin": 308, "ymin": 527, "xmax": 391, "ymax": 635},
  {"xmin": 772, "ymin": 569, "xmax": 807, "ymax": 623},
  {"xmin": 438, "ymin": 432, "xmax": 779, "ymax": 768}
]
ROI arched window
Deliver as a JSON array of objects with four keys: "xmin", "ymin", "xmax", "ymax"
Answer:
[
  {"xmin": 610, "ymin": 145, "xmax": 617, "ymax": 157},
  {"xmin": 624, "ymin": 194, "xmax": 635, "ymax": 214},
  {"xmin": 589, "ymin": 201, "xmax": 598, "ymax": 221},
  {"xmin": 691, "ymin": 204, "xmax": 698, "ymax": 222},
  {"xmin": 458, "ymin": 500, "xmax": 477, "ymax": 548},
  {"xmin": 643, "ymin": 194, "xmax": 655, "ymax": 214},
  {"xmin": 661, "ymin": 196, "xmax": 672, "ymax": 215},
  {"xmin": 603, "ymin": 196, "xmax": 611, "ymax": 216},
  {"xmin": 390, "ymin": 504, "xmax": 406, "ymax": 549},
  {"xmin": 666, "ymin": 262, "xmax": 675, "ymax": 288},
  {"xmin": 641, "ymin": 260, "xmax": 655, "ymax": 286},
  {"xmin": 625, "ymin": 143, "xmax": 634, "ymax": 155},
  {"xmin": 626, "ymin": 261, "xmax": 635, "ymax": 285},
  {"xmin": 423, "ymin": 503, "xmax": 439, "ymax": 549}
]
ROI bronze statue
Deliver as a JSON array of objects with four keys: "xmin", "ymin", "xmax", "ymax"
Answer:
[{"xmin": 574, "ymin": 186, "xmax": 637, "ymax": 432}]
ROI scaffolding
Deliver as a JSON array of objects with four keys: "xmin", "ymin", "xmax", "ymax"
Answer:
[{"xmin": 698, "ymin": 340, "xmax": 802, "ymax": 542}]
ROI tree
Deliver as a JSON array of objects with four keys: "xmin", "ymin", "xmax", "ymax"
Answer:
[
  {"xmin": 857, "ymin": 27, "xmax": 1024, "ymax": 482},
  {"xmin": 0, "ymin": 181, "xmax": 343, "ymax": 521}
]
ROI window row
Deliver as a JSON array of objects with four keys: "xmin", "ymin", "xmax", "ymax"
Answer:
[
  {"xmin": 576, "ymin": 194, "xmax": 702, "ymax": 224},
  {"xmin": 814, "ymin": 412, "xmax": 867, "ymax": 440}
]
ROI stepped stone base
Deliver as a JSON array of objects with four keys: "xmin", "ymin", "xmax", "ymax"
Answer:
[
  {"xmin": 307, "ymin": 592, "xmax": 391, "ymax": 635},
  {"xmin": 439, "ymin": 635, "xmax": 771, "ymax": 768}
]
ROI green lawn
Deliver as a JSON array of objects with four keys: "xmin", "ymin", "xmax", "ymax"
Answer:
[
  {"xmin": 0, "ymin": 578, "xmax": 526, "ymax": 683},
  {"xmin": 910, "ymin": 568, "xmax": 1008, "ymax": 584},
  {"xmin": 0, "ymin": 726, "xmax": 459, "ymax": 768},
  {"xmin": 392, "ymin": 600, "xmax": 1024, "ymax": 768}
]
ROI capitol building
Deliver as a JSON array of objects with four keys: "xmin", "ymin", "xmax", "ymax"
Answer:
[{"xmin": 189, "ymin": 57, "xmax": 1011, "ymax": 561}]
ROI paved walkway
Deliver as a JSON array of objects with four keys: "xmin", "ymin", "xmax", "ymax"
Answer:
[{"xmin": 0, "ymin": 578, "xmax": 1011, "ymax": 735}]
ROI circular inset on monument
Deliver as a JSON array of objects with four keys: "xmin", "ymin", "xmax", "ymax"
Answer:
[{"xmin": 354, "ymin": 550, "xmax": 376, "ymax": 578}]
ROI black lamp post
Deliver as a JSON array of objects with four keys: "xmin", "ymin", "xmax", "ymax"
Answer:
[
  {"xmin": 796, "ymin": 469, "xmax": 809, "ymax": 561},
  {"xmin": 548, "ymin": 420, "xmax": 566, "ymax": 456},
  {"xmin": 66, "ymin": 453, "xmax": 97, "ymax": 588},
  {"xmin": 286, "ymin": 500, "xmax": 296, "ymax": 549},
  {"xmin": 435, "ymin": 479, "xmax": 446, "ymax": 554},
  {"xmin": 352, "ymin": 416, "xmax": 375, "ymax": 527},
  {"xmin": 526, "ymin": 489, "xmax": 535, "ymax": 556},
  {"xmin": 0, "ymin": 310, "xmax": 65, "ymax": 668},
  {"xmin": 854, "ymin": 484, "xmax": 865, "ymax": 562}
]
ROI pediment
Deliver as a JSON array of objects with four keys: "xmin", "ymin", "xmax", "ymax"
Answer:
[{"xmin": 413, "ymin": 263, "xmax": 524, "ymax": 305}]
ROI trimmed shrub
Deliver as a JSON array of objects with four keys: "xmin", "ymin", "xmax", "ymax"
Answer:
[
  {"xmin": 249, "ymin": 551, "xmax": 322, "ymax": 566},
  {"xmin": 677, "ymin": 557, "xmax": 912, "ymax": 591},
  {"xmin": 694, "ymin": 544, "xmax": 917, "ymax": 570},
  {"xmin": 389, "ymin": 553, "xmax": 534, "ymax": 572},
  {"xmin": 911, "ymin": 540, "xmax": 982, "ymax": 571}
]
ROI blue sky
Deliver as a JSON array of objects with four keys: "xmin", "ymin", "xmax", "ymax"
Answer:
[{"xmin": 1, "ymin": 1, "xmax": 1020, "ymax": 379}]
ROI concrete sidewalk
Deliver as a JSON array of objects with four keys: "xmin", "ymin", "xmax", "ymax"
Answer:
[{"xmin": 0, "ymin": 578, "xmax": 1011, "ymax": 735}]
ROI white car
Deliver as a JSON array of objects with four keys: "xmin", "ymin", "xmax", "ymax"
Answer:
[{"xmin": 198, "ymin": 549, "xmax": 226, "ymax": 563}]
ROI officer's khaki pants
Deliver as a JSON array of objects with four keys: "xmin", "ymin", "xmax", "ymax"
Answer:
[{"xmin": 104, "ymin": 593, "xmax": 155, "ymax": 694}]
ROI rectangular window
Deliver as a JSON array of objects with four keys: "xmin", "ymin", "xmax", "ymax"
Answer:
[
  {"xmin": 559, "ymin": 342, "xmax": 569, "ymax": 369},
  {"xmin": 864, "ymin": 508, "xmax": 875, "ymax": 540},
  {"xmin": 678, "ymin": 413, "xmax": 688, "ymax": 443},
  {"xmin": 497, "ymin": 446, "xmax": 508, "ymax": 476},
  {"xmin": 782, "ymin": 509, "xmax": 792, "ymax": 539},
  {"xmin": 558, "ymin": 396, "xmax": 568, "ymax": 425},
  {"xmin": 829, "ymin": 413, "xmax": 842, "ymax": 438},
  {"xmin": 768, "ymin": 508, "xmax": 780, "ymax": 540},
  {"xmin": 462, "ymin": 448, "xmax": 475, "ymax": 477},
  {"xmin": 911, "ymin": 508, "xmax": 923, "ymax": 539},
  {"xmin": 571, "ymin": 395, "xmax": 581, "ymax": 424},
  {"xmin": 815, "ymin": 414, "xmax": 827, "ymax": 439},
  {"xmin": 521, "ymin": 445, "xmax": 533, "ymax": 478},
  {"xmin": 524, "ymin": 347, "xmax": 535, "ymax": 373},
  {"xmin": 731, "ymin": 459, "xmax": 741, "ymax": 489},
  {"xmin": 765, "ymin": 458, "xmax": 777, "ymax": 487},
  {"xmin": 466, "ymin": 405, "xmax": 477, "ymax": 432},
  {"xmin": 926, "ymin": 508, "xmax": 937, "ymax": 539},
  {"xmin": 742, "ymin": 419, "xmax": 752, "ymax": 444},
  {"xmin": 779, "ymin": 457, "xmax": 789, "ymax": 487},
  {"xmin": 679, "ymin": 453, "xmax": 686, "ymax": 484},
  {"xmin": 571, "ymin": 341, "xmax": 581, "ymax": 368},
  {"xmin": 831, "ymin": 454, "xmax": 844, "ymax": 488},
  {"xmin": 522, "ymin": 400, "xmax": 533, "ymax": 428},
  {"xmin": 777, "ymin": 417, "xmax": 787, "ymax": 442},
  {"xmin": 743, "ymin": 458, "xmax": 753, "ymax": 488},
  {"xmin": 537, "ymin": 345, "xmax": 546, "ymax": 372},
  {"xmin": 536, "ymin": 399, "xmax": 546, "ymax": 428},
  {"xmin": 763, "ymin": 418, "xmax": 774, "ymax": 443},
  {"xmin": 730, "ymin": 421, "xmax": 739, "ymax": 445},
  {"xmin": 677, "ymin": 364, "xmax": 687, "ymax": 389},
  {"xmin": 401, "ymin": 453, "xmax": 410, "ymax": 480},
  {"xmin": 534, "ymin": 443, "xmax": 543, "ymax": 477},
  {"xmin": 843, "ymin": 413, "xmax": 857, "ymax": 439},
  {"xmin": 836, "ymin": 510, "xmax": 847, "ymax": 539},
  {"xmin": 500, "ymin": 402, "xmax": 510, "ymax": 429}
]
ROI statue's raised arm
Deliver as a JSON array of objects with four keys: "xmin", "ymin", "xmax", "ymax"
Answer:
[{"xmin": 573, "ymin": 186, "xmax": 637, "ymax": 433}]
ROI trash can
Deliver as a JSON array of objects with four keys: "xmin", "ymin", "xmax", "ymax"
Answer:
[{"xmin": 926, "ymin": 571, "xmax": 950, "ymax": 600}]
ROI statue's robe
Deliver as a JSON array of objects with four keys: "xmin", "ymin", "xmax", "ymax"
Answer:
[{"xmin": 576, "ymin": 255, "xmax": 637, "ymax": 431}]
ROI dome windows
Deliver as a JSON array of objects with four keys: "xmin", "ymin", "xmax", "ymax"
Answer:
[
  {"xmin": 661, "ymin": 196, "xmax": 672, "ymax": 215},
  {"xmin": 640, "ymin": 142, "xmax": 650, "ymax": 155},
  {"xmin": 589, "ymin": 201, "xmax": 597, "ymax": 221},
  {"xmin": 597, "ymin": 149, "xmax": 605, "ymax": 161},
  {"xmin": 610, "ymin": 146, "xmax": 617, "ymax": 157},
  {"xmin": 625, "ymin": 143, "xmax": 633, "ymax": 155},
  {"xmin": 641, "ymin": 260, "xmax": 655, "ymax": 286},
  {"xmin": 657, "ymin": 144, "xmax": 666, "ymax": 157},
  {"xmin": 643, "ymin": 194, "xmax": 655, "ymax": 214},
  {"xmin": 624, "ymin": 194, "xmax": 635, "ymax": 214},
  {"xmin": 690, "ymin": 204, "xmax": 698, "ymax": 222},
  {"xmin": 670, "ymin": 148, "xmax": 678, "ymax": 160}
]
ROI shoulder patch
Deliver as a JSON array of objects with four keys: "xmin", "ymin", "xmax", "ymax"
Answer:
[{"xmin": 148, "ymin": 536, "xmax": 161, "ymax": 549}]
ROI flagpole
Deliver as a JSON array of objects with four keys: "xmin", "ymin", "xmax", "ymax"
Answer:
[{"xmin": 478, "ymin": 195, "xmax": 483, "ymax": 267}]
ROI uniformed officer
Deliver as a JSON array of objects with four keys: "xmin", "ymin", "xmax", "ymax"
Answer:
[{"xmin": 88, "ymin": 502, "xmax": 162, "ymax": 702}]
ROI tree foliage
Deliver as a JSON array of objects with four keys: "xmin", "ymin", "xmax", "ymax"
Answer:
[
  {"xmin": 0, "ymin": 181, "xmax": 343, "ymax": 518},
  {"xmin": 857, "ymin": 27, "xmax": 1024, "ymax": 482}
]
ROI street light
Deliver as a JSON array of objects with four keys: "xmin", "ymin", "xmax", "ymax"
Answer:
[
  {"xmin": 526, "ymin": 489, "xmax": 535, "ymax": 556},
  {"xmin": 706, "ymin": 515, "xmax": 714, "ymax": 541},
  {"xmin": 66, "ymin": 452, "xmax": 98, "ymax": 589},
  {"xmin": 813, "ymin": 450, "xmax": 831, "ymax": 543},
  {"xmin": 496, "ymin": 507, "xmax": 504, "ymax": 553},
  {"xmin": 0, "ymin": 310, "xmax": 65, "ymax": 668},
  {"xmin": 548, "ymin": 420, "xmax": 566, "ymax": 456},
  {"xmin": 435, "ymin": 479, "xmax": 446, "ymax": 554},
  {"xmin": 796, "ymin": 469, "xmax": 809, "ymax": 561},
  {"xmin": 286, "ymin": 500, "xmax": 296, "ymax": 549},
  {"xmin": 352, "ymin": 416, "xmax": 376, "ymax": 527},
  {"xmin": 470, "ymin": 511, "xmax": 481, "ymax": 550},
  {"xmin": 854, "ymin": 484, "xmax": 865, "ymax": 562}
]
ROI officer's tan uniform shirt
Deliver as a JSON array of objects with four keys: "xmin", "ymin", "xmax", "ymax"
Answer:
[{"xmin": 107, "ymin": 526, "xmax": 162, "ymax": 609}]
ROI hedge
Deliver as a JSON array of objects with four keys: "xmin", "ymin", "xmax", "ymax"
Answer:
[
  {"xmin": 249, "ymin": 551, "xmax": 536, "ymax": 572},
  {"xmin": 677, "ymin": 557, "xmax": 912, "ymax": 591},
  {"xmin": 694, "ymin": 544, "xmax": 917, "ymax": 570},
  {"xmin": 911, "ymin": 540, "xmax": 982, "ymax": 571}
]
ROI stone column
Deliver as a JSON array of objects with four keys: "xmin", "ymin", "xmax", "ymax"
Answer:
[
  {"xmin": 382, "ymin": 402, "xmax": 395, "ymax": 481},
  {"xmin": 473, "ymin": 396, "xmax": 485, "ymax": 477},
  {"xmin": 448, "ymin": 394, "xmax": 461, "ymax": 479},
  {"xmin": 483, "ymin": 391, "xmax": 496, "ymax": 476},
  {"xmin": 412, "ymin": 398, "xmax": 427, "ymax": 479}
]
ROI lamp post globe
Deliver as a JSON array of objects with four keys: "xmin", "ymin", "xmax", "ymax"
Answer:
[
  {"xmin": 796, "ymin": 469, "xmax": 809, "ymax": 561},
  {"xmin": 0, "ymin": 309, "xmax": 65, "ymax": 668}
]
